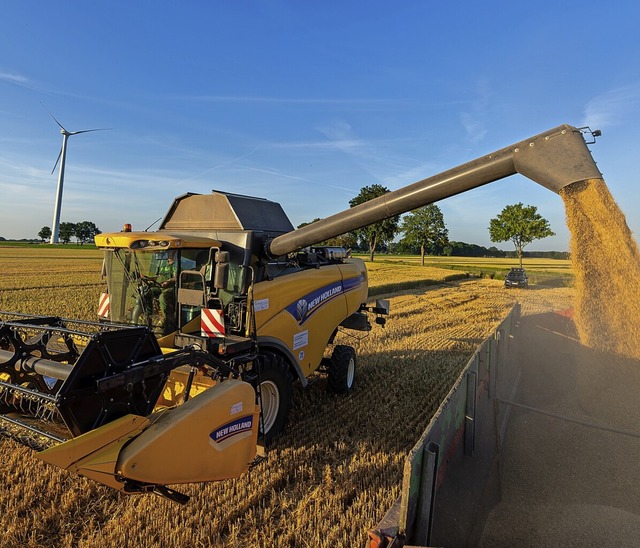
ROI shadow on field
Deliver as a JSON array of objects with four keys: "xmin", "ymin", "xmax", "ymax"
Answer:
[
  {"xmin": 272, "ymin": 277, "xmax": 500, "ymax": 457},
  {"xmin": 273, "ymin": 345, "xmax": 473, "ymax": 460},
  {"xmin": 516, "ymin": 280, "xmax": 570, "ymax": 290},
  {"xmin": 368, "ymin": 272, "xmax": 471, "ymax": 297}
]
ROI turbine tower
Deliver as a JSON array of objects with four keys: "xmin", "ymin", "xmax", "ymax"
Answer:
[{"xmin": 47, "ymin": 111, "xmax": 109, "ymax": 244}]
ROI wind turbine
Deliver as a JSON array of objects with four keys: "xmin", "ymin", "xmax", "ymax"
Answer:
[{"xmin": 46, "ymin": 110, "xmax": 110, "ymax": 244}]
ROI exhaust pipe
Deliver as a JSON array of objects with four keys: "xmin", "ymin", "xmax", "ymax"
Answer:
[{"xmin": 267, "ymin": 124, "xmax": 602, "ymax": 258}]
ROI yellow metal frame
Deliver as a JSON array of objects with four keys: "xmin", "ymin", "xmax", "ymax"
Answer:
[
  {"xmin": 252, "ymin": 258, "xmax": 368, "ymax": 377},
  {"xmin": 95, "ymin": 231, "xmax": 221, "ymax": 250}
]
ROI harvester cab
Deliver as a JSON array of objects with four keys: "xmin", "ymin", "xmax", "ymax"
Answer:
[
  {"xmin": 0, "ymin": 124, "xmax": 602, "ymax": 503},
  {"xmin": 101, "ymin": 239, "xmax": 219, "ymax": 337}
]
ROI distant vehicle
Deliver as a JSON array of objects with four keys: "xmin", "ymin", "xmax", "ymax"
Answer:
[{"xmin": 505, "ymin": 268, "xmax": 528, "ymax": 288}]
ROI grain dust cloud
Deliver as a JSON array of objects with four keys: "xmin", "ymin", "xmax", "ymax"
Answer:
[{"xmin": 560, "ymin": 178, "xmax": 640, "ymax": 359}]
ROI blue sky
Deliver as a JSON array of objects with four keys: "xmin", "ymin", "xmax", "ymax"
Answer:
[{"xmin": 1, "ymin": 2, "xmax": 639, "ymax": 251}]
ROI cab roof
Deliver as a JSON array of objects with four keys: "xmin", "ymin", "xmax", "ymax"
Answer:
[{"xmin": 95, "ymin": 231, "xmax": 222, "ymax": 250}]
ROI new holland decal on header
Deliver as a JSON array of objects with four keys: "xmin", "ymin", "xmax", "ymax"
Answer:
[{"xmin": 209, "ymin": 415, "xmax": 254, "ymax": 445}]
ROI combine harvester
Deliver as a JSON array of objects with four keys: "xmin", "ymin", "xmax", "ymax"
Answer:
[{"xmin": 0, "ymin": 125, "xmax": 602, "ymax": 507}]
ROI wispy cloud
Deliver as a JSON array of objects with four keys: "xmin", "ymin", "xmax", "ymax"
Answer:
[
  {"xmin": 0, "ymin": 181, "xmax": 31, "ymax": 193},
  {"xmin": 312, "ymin": 118, "xmax": 442, "ymax": 190},
  {"xmin": 315, "ymin": 119, "xmax": 366, "ymax": 154},
  {"xmin": 0, "ymin": 70, "xmax": 57, "ymax": 96},
  {"xmin": 582, "ymin": 84, "xmax": 640, "ymax": 129},
  {"xmin": 0, "ymin": 71, "xmax": 28, "ymax": 84},
  {"xmin": 179, "ymin": 95, "xmax": 392, "ymax": 106},
  {"xmin": 459, "ymin": 79, "xmax": 491, "ymax": 144},
  {"xmin": 460, "ymin": 112, "xmax": 487, "ymax": 144},
  {"xmin": 314, "ymin": 118, "xmax": 399, "ymax": 183}
]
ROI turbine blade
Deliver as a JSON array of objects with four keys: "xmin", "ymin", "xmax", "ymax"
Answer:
[
  {"xmin": 69, "ymin": 128, "xmax": 112, "ymax": 135},
  {"xmin": 51, "ymin": 148, "xmax": 62, "ymax": 175},
  {"xmin": 41, "ymin": 102, "xmax": 66, "ymax": 132}
]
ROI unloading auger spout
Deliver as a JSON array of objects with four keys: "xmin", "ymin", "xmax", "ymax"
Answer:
[{"xmin": 266, "ymin": 124, "xmax": 602, "ymax": 258}]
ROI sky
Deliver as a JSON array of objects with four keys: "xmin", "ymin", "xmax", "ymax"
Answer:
[{"xmin": 1, "ymin": 1, "xmax": 639, "ymax": 251}]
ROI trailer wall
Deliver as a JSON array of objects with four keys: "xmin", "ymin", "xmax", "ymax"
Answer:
[{"xmin": 369, "ymin": 304, "xmax": 521, "ymax": 547}]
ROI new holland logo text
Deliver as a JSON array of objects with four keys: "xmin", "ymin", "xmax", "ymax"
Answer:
[
  {"xmin": 307, "ymin": 285, "xmax": 342, "ymax": 311},
  {"xmin": 210, "ymin": 415, "xmax": 254, "ymax": 444},
  {"xmin": 287, "ymin": 282, "xmax": 343, "ymax": 324}
]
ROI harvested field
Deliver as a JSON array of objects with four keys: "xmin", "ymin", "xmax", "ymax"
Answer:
[
  {"xmin": 0, "ymin": 248, "xmax": 103, "ymax": 319},
  {"xmin": 0, "ymin": 247, "xmax": 574, "ymax": 546}
]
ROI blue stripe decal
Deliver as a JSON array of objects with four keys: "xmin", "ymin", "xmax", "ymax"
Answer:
[
  {"xmin": 210, "ymin": 415, "xmax": 254, "ymax": 443},
  {"xmin": 285, "ymin": 274, "xmax": 364, "ymax": 325}
]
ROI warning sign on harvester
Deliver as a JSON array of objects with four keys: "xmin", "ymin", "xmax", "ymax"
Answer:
[
  {"xmin": 201, "ymin": 308, "xmax": 225, "ymax": 337},
  {"xmin": 98, "ymin": 293, "xmax": 110, "ymax": 318}
]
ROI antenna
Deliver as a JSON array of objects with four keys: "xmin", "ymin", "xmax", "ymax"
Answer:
[
  {"xmin": 145, "ymin": 216, "xmax": 164, "ymax": 232},
  {"xmin": 43, "ymin": 104, "xmax": 111, "ymax": 244}
]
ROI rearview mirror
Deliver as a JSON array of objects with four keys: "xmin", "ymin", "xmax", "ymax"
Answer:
[{"xmin": 214, "ymin": 251, "xmax": 230, "ymax": 290}]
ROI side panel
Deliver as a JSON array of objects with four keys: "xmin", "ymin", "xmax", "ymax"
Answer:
[
  {"xmin": 252, "ymin": 264, "xmax": 366, "ymax": 377},
  {"xmin": 118, "ymin": 379, "xmax": 259, "ymax": 484},
  {"xmin": 340, "ymin": 258, "xmax": 369, "ymax": 312}
]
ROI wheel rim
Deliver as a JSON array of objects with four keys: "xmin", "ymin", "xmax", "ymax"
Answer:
[
  {"xmin": 259, "ymin": 379, "xmax": 280, "ymax": 434},
  {"xmin": 346, "ymin": 357, "xmax": 355, "ymax": 388}
]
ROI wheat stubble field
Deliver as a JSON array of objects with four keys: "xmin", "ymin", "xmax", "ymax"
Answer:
[{"xmin": 0, "ymin": 247, "xmax": 574, "ymax": 547}]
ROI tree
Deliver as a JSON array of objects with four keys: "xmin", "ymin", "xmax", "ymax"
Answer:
[
  {"xmin": 297, "ymin": 218, "xmax": 357, "ymax": 249},
  {"xmin": 349, "ymin": 184, "xmax": 400, "ymax": 261},
  {"xmin": 400, "ymin": 204, "xmax": 449, "ymax": 266},
  {"xmin": 488, "ymin": 203, "xmax": 555, "ymax": 268},
  {"xmin": 58, "ymin": 222, "xmax": 76, "ymax": 244},
  {"xmin": 322, "ymin": 232, "xmax": 358, "ymax": 250},
  {"xmin": 38, "ymin": 226, "xmax": 52, "ymax": 243},
  {"xmin": 75, "ymin": 221, "xmax": 101, "ymax": 245},
  {"xmin": 297, "ymin": 218, "xmax": 323, "ymax": 230}
]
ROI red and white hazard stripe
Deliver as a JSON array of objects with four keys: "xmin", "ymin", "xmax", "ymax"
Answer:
[
  {"xmin": 201, "ymin": 308, "xmax": 225, "ymax": 337},
  {"xmin": 98, "ymin": 292, "xmax": 110, "ymax": 318}
]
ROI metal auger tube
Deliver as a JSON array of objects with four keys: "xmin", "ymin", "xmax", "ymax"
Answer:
[
  {"xmin": 266, "ymin": 124, "xmax": 602, "ymax": 258},
  {"xmin": 0, "ymin": 349, "xmax": 73, "ymax": 380}
]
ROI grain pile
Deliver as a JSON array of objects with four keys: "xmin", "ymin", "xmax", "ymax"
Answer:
[{"xmin": 560, "ymin": 179, "xmax": 640, "ymax": 359}]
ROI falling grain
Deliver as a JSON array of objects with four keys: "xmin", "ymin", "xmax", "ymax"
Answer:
[{"xmin": 561, "ymin": 179, "xmax": 640, "ymax": 359}]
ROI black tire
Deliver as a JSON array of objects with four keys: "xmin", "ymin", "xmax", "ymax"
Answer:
[
  {"xmin": 327, "ymin": 345, "xmax": 356, "ymax": 394},
  {"xmin": 254, "ymin": 351, "xmax": 293, "ymax": 443}
]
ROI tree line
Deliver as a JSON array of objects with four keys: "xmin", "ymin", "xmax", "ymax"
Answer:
[
  {"xmin": 29, "ymin": 188, "xmax": 555, "ymax": 261},
  {"xmin": 299, "ymin": 185, "xmax": 556, "ymax": 266},
  {"xmin": 37, "ymin": 221, "xmax": 101, "ymax": 245}
]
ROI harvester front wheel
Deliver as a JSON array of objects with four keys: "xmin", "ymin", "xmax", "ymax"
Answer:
[
  {"xmin": 256, "ymin": 352, "xmax": 293, "ymax": 443},
  {"xmin": 327, "ymin": 345, "xmax": 356, "ymax": 394}
]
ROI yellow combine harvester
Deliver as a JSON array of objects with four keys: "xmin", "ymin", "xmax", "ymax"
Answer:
[{"xmin": 0, "ymin": 124, "xmax": 602, "ymax": 503}]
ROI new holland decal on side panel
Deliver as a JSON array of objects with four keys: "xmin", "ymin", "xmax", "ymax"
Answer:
[{"xmin": 285, "ymin": 275, "xmax": 363, "ymax": 325}]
